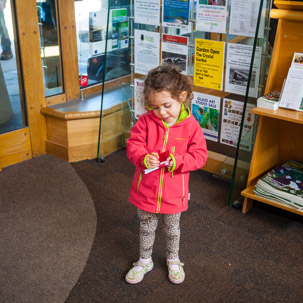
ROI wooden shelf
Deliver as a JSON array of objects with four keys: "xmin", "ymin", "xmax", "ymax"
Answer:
[
  {"xmin": 252, "ymin": 107, "xmax": 303, "ymax": 124},
  {"xmin": 241, "ymin": 6, "xmax": 303, "ymax": 215},
  {"xmin": 241, "ymin": 181, "xmax": 303, "ymax": 216},
  {"xmin": 274, "ymin": 1, "xmax": 303, "ymax": 10}
]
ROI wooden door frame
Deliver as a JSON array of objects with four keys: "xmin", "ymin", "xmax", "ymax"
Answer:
[{"xmin": 0, "ymin": 0, "xmax": 81, "ymax": 169}]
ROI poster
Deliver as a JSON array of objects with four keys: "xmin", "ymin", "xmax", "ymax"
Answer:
[
  {"xmin": 162, "ymin": 0, "xmax": 190, "ymax": 30},
  {"xmin": 89, "ymin": 8, "xmax": 129, "ymax": 55},
  {"xmin": 161, "ymin": 34, "xmax": 188, "ymax": 74},
  {"xmin": 134, "ymin": 30, "xmax": 160, "ymax": 75},
  {"xmin": 196, "ymin": 0, "xmax": 227, "ymax": 34},
  {"xmin": 224, "ymin": 43, "xmax": 261, "ymax": 98},
  {"xmin": 229, "ymin": 0, "xmax": 265, "ymax": 38},
  {"xmin": 134, "ymin": 78, "xmax": 146, "ymax": 118},
  {"xmin": 220, "ymin": 98, "xmax": 255, "ymax": 151},
  {"xmin": 194, "ymin": 39, "xmax": 225, "ymax": 90},
  {"xmin": 192, "ymin": 92, "xmax": 221, "ymax": 142},
  {"xmin": 134, "ymin": 0, "xmax": 160, "ymax": 26}
]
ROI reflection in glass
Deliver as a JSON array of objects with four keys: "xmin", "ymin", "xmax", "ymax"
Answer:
[
  {"xmin": 0, "ymin": 0, "xmax": 26, "ymax": 134},
  {"xmin": 75, "ymin": 0, "xmax": 131, "ymax": 88},
  {"xmin": 36, "ymin": 0, "xmax": 63, "ymax": 96}
]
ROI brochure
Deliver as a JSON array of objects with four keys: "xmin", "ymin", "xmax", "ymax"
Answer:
[
  {"xmin": 89, "ymin": 8, "xmax": 129, "ymax": 55},
  {"xmin": 291, "ymin": 52, "xmax": 303, "ymax": 69},
  {"xmin": 279, "ymin": 67, "xmax": 303, "ymax": 110},
  {"xmin": 161, "ymin": 34, "xmax": 188, "ymax": 74},
  {"xmin": 162, "ymin": 0, "xmax": 190, "ymax": 30},
  {"xmin": 229, "ymin": 0, "xmax": 265, "ymax": 38},
  {"xmin": 191, "ymin": 92, "xmax": 221, "ymax": 142},
  {"xmin": 196, "ymin": 0, "xmax": 227, "ymax": 34},
  {"xmin": 89, "ymin": 9, "xmax": 108, "ymax": 55},
  {"xmin": 257, "ymin": 91, "xmax": 281, "ymax": 110},
  {"xmin": 134, "ymin": 30, "xmax": 160, "ymax": 75},
  {"xmin": 111, "ymin": 9, "xmax": 129, "ymax": 50},
  {"xmin": 224, "ymin": 43, "xmax": 261, "ymax": 98},
  {"xmin": 194, "ymin": 39, "xmax": 225, "ymax": 90},
  {"xmin": 220, "ymin": 98, "xmax": 255, "ymax": 151},
  {"xmin": 134, "ymin": 0, "xmax": 160, "ymax": 26}
]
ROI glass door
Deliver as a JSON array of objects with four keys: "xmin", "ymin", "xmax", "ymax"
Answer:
[{"xmin": 0, "ymin": 0, "xmax": 26, "ymax": 134}]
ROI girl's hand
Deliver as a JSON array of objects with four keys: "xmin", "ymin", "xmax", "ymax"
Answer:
[
  {"xmin": 146, "ymin": 153, "xmax": 160, "ymax": 168},
  {"xmin": 166, "ymin": 156, "xmax": 174, "ymax": 170}
]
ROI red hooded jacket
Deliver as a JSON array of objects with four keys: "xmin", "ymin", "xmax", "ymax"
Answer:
[{"xmin": 127, "ymin": 106, "xmax": 208, "ymax": 214}]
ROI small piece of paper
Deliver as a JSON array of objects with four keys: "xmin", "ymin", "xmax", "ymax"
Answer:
[{"xmin": 144, "ymin": 161, "xmax": 169, "ymax": 174}]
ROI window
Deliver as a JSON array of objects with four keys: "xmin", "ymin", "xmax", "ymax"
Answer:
[{"xmin": 75, "ymin": 0, "xmax": 131, "ymax": 88}]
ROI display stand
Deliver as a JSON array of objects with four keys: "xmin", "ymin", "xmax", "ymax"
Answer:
[
  {"xmin": 125, "ymin": 0, "xmax": 273, "ymax": 185},
  {"xmin": 241, "ymin": 2, "xmax": 303, "ymax": 215}
]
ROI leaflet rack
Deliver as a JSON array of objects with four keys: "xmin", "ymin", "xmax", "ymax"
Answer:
[{"xmin": 124, "ymin": 0, "xmax": 273, "ymax": 196}]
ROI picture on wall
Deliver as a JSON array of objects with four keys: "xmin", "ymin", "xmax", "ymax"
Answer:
[
  {"xmin": 161, "ymin": 34, "xmax": 188, "ymax": 74},
  {"xmin": 224, "ymin": 43, "xmax": 261, "ymax": 98},
  {"xmin": 134, "ymin": 29, "xmax": 160, "ymax": 75},
  {"xmin": 229, "ymin": 0, "xmax": 265, "ymax": 38},
  {"xmin": 134, "ymin": 0, "xmax": 160, "ymax": 26},
  {"xmin": 220, "ymin": 98, "xmax": 255, "ymax": 151},
  {"xmin": 162, "ymin": 0, "xmax": 190, "ymax": 30},
  {"xmin": 192, "ymin": 92, "xmax": 221, "ymax": 142},
  {"xmin": 196, "ymin": 0, "xmax": 227, "ymax": 33},
  {"xmin": 194, "ymin": 39, "xmax": 225, "ymax": 90}
]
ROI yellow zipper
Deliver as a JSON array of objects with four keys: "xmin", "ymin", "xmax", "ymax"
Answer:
[
  {"xmin": 137, "ymin": 171, "xmax": 143, "ymax": 193},
  {"xmin": 170, "ymin": 146, "xmax": 175, "ymax": 177},
  {"xmin": 163, "ymin": 129, "xmax": 169, "ymax": 152},
  {"xmin": 156, "ymin": 167, "xmax": 165, "ymax": 213},
  {"xmin": 156, "ymin": 128, "xmax": 169, "ymax": 213},
  {"xmin": 182, "ymin": 174, "xmax": 185, "ymax": 206}
]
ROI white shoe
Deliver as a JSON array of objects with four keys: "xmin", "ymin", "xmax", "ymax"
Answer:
[
  {"xmin": 125, "ymin": 259, "xmax": 153, "ymax": 284},
  {"xmin": 167, "ymin": 259, "xmax": 185, "ymax": 284}
]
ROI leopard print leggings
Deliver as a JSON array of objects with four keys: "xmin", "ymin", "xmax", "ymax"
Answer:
[{"xmin": 137, "ymin": 208, "xmax": 181, "ymax": 260}]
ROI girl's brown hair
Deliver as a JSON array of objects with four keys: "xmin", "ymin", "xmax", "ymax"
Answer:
[{"xmin": 143, "ymin": 65, "xmax": 193, "ymax": 106}]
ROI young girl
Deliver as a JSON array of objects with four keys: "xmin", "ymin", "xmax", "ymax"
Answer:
[{"xmin": 126, "ymin": 65, "xmax": 208, "ymax": 284}]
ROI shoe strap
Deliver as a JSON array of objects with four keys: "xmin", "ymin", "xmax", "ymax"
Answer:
[
  {"xmin": 167, "ymin": 260, "xmax": 184, "ymax": 267},
  {"xmin": 133, "ymin": 260, "xmax": 151, "ymax": 268}
]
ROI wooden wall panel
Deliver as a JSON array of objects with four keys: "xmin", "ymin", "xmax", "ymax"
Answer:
[
  {"xmin": 46, "ymin": 94, "xmax": 67, "ymax": 106},
  {"xmin": 45, "ymin": 117, "xmax": 68, "ymax": 146},
  {"xmin": 58, "ymin": 0, "xmax": 80, "ymax": 101},
  {"xmin": 0, "ymin": 129, "xmax": 32, "ymax": 169},
  {"xmin": 15, "ymin": 0, "xmax": 47, "ymax": 157}
]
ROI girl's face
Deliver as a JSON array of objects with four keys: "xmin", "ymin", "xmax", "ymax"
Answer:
[{"xmin": 148, "ymin": 90, "xmax": 187, "ymax": 127}]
